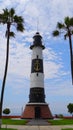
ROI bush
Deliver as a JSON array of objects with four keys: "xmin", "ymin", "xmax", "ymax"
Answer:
[
  {"xmin": 3, "ymin": 108, "xmax": 10, "ymax": 115},
  {"xmin": 58, "ymin": 114, "xmax": 63, "ymax": 118}
]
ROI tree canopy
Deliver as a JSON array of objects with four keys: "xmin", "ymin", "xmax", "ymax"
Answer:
[{"xmin": 67, "ymin": 103, "xmax": 73, "ymax": 116}]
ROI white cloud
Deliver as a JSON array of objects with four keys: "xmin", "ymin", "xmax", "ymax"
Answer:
[
  {"xmin": 0, "ymin": 0, "xmax": 71, "ymax": 86},
  {"xmin": 44, "ymin": 61, "xmax": 62, "ymax": 79},
  {"xmin": 0, "ymin": 38, "xmax": 63, "ymax": 80}
]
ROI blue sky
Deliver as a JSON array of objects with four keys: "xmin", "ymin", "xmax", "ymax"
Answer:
[{"xmin": 0, "ymin": 0, "xmax": 73, "ymax": 116}]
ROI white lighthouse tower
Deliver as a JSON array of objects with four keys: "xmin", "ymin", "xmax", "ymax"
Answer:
[
  {"xmin": 21, "ymin": 32, "xmax": 53, "ymax": 119},
  {"xmin": 29, "ymin": 32, "xmax": 45, "ymax": 104}
]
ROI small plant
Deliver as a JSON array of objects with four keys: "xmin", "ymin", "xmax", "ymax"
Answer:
[
  {"xmin": 58, "ymin": 114, "xmax": 64, "ymax": 118},
  {"xmin": 54, "ymin": 114, "xmax": 63, "ymax": 118},
  {"xmin": 3, "ymin": 108, "xmax": 10, "ymax": 116}
]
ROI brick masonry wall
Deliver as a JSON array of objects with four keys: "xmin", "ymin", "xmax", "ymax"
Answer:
[
  {"xmin": 21, "ymin": 105, "xmax": 35, "ymax": 118},
  {"xmin": 41, "ymin": 105, "xmax": 53, "ymax": 118},
  {"xmin": 21, "ymin": 104, "xmax": 53, "ymax": 119}
]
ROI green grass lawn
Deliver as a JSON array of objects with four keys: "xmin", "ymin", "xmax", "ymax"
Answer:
[
  {"xmin": 0, "ymin": 128, "xmax": 17, "ymax": 130},
  {"xmin": 2, "ymin": 118, "xmax": 73, "ymax": 126},
  {"xmin": 61, "ymin": 128, "xmax": 73, "ymax": 130},
  {"xmin": 48, "ymin": 119, "xmax": 73, "ymax": 125},
  {"xmin": 2, "ymin": 119, "xmax": 28, "ymax": 125}
]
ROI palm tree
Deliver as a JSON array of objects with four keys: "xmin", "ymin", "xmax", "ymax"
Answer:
[
  {"xmin": 52, "ymin": 16, "xmax": 73, "ymax": 84},
  {"xmin": 0, "ymin": 8, "xmax": 24, "ymax": 128}
]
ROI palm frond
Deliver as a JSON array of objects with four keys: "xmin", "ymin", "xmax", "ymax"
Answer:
[
  {"xmin": 70, "ymin": 17, "xmax": 73, "ymax": 26},
  {"xmin": 13, "ymin": 15, "xmax": 18, "ymax": 23},
  {"xmin": 3, "ymin": 8, "xmax": 9, "ymax": 16},
  {"xmin": 5, "ymin": 30, "xmax": 15, "ymax": 38},
  {"xmin": 9, "ymin": 8, "xmax": 15, "ymax": 17},
  {"xmin": 64, "ymin": 16, "xmax": 70, "ymax": 26},
  {"xmin": 71, "ymin": 30, "xmax": 73, "ymax": 34},
  {"xmin": 9, "ymin": 32, "xmax": 15, "ymax": 37},
  {"xmin": 17, "ymin": 16, "xmax": 24, "ymax": 23},
  {"xmin": 2, "ymin": 8, "xmax": 9, "ymax": 23},
  {"xmin": 0, "ymin": 14, "xmax": 4, "ymax": 23},
  {"xmin": 57, "ymin": 22, "xmax": 65, "ymax": 29},
  {"xmin": 0, "ymin": 8, "xmax": 25, "ymax": 34},
  {"xmin": 52, "ymin": 30, "xmax": 60, "ymax": 36},
  {"xmin": 14, "ymin": 15, "xmax": 24, "ymax": 32},
  {"xmin": 14, "ymin": 15, "xmax": 24, "ymax": 24},
  {"xmin": 17, "ymin": 23, "xmax": 24, "ymax": 32}
]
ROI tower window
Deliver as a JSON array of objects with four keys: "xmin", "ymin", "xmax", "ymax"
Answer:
[
  {"xmin": 36, "ymin": 73, "xmax": 38, "ymax": 76},
  {"xmin": 37, "ymin": 55, "xmax": 39, "ymax": 59}
]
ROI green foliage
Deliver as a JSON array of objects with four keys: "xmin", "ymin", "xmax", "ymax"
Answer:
[
  {"xmin": 58, "ymin": 114, "xmax": 64, "ymax": 118},
  {"xmin": 64, "ymin": 16, "xmax": 70, "ymax": 26},
  {"xmin": 57, "ymin": 22, "xmax": 64, "ymax": 29},
  {"xmin": 70, "ymin": 18, "xmax": 73, "ymax": 26},
  {"xmin": 9, "ymin": 8, "xmax": 15, "ymax": 17},
  {"xmin": 0, "ymin": 8, "xmax": 24, "ymax": 37},
  {"xmin": 52, "ymin": 16, "xmax": 73, "ymax": 38},
  {"xmin": 67, "ymin": 103, "xmax": 73, "ymax": 115},
  {"xmin": 64, "ymin": 17, "xmax": 73, "ymax": 27},
  {"xmin": 5, "ymin": 31, "xmax": 15, "ymax": 38},
  {"xmin": 61, "ymin": 128, "xmax": 73, "ymax": 130},
  {"xmin": 3, "ymin": 108, "xmax": 10, "ymax": 115},
  {"xmin": 52, "ymin": 30, "xmax": 59, "ymax": 36}
]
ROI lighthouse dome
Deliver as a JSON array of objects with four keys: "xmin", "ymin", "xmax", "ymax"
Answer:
[
  {"xmin": 33, "ymin": 32, "xmax": 42, "ymax": 45},
  {"xmin": 30, "ymin": 32, "xmax": 45, "ymax": 49}
]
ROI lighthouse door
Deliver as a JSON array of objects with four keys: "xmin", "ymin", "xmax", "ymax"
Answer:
[{"xmin": 35, "ymin": 107, "xmax": 41, "ymax": 119}]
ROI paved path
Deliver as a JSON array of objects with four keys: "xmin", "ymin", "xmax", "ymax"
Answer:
[
  {"xmin": 2, "ymin": 124, "xmax": 73, "ymax": 130},
  {"xmin": 27, "ymin": 119, "xmax": 50, "ymax": 125}
]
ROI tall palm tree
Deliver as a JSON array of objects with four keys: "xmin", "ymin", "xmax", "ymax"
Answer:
[
  {"xmin": 52, "ymin": 16, "xmax": 73, "ymax": 84},
  {"xmin": 0, "ymin": 8, "xmax": 24, "ymax": 128}
]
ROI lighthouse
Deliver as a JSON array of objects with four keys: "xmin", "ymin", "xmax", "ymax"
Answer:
[{"xmin": 21, "ymin": 32, "xmax": 53, "ymax": 119}]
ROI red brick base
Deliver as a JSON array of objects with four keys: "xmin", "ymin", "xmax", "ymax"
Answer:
[{"xmin": 21, "ymin": 103, "xmax": 53, "ymax": 119}]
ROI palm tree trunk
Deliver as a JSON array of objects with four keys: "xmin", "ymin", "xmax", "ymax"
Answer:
[
  {"xmin": 68, "ymin": 30, "xmax": 73, "ymax": 84},
  {"xmin": 0, "ymin": 24, "xmax": 10, "ymax": 128}
]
